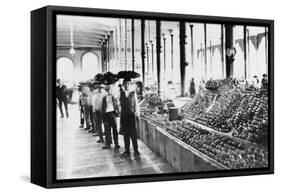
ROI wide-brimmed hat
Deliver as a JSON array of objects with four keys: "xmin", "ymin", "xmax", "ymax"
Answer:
[
  {"xmin": 117, "ymin": 71, "xmax": 140, "ymax": 82},
  {"xmin": 92, "ymin": 73, "xmax": 104, "ymax": 84},
  {"xmin": 102, "ymin": 71, "xmax": 118, "ymax": 85},
  {"xmin": 262, "ymin": 73, "xmax": 267, "ymax": 77}
]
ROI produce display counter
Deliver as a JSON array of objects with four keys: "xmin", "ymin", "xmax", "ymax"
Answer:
[
  {"xmin": 138, "ymin": 82, "xmax": 268, "ymax": 171},
  {"xmin": 137, "ymin": 117, "xmax": 229, "ymax": 172}
]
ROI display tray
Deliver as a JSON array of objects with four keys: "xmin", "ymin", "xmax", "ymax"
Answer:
[
  {"xmin": 183, "ymin": 117, "xmax": 258, "ymax": 147},
  {"xmin": 138, "ymin": 117, "xmax": 229, "ymax": 172}
]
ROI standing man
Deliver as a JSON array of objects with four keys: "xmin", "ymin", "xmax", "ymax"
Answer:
[
  {"xmin": 78, "ymin": 84, "xmax": 85, "ymax": 128},
  {"xmin": 88, "ymin": 84, "xmax": 97, "ymax": 134},
  {"xmin": 101, "ymin": 85, "xmax": 120, "ymax": 150},
  {"xmin": 189, "ymin": 78, "xmax": 196, "ymax": 98},
  {"xmin": 93, "ymin": 84, "xmax": 105, "ymax": 142},
  {"xmin": 261, "ymin": 74, "xmax": 268, "ymax": 89},
  {"xmin": 83, "ymin": 84, "xmax": 91, "ymax": 130},
  {"xmin": 56, "ymin": 79, "xmax": 69, "ymax": 118},
  {"xmin": 119, "ymin": 78, "xmax": 140, "ymax": 159}
]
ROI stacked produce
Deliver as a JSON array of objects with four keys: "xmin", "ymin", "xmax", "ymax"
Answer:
[
  {"xmin": 228, "ymin": 90, "xmax": 268, "ymax": 144},
  {"xmin": 139, "ymin": 78, "xmax": 269, "ymax": 169},
  {"xmin": 197, "ymin": 90, "xmax": 242, "ymax": 133},
  {"xmin": 165, "ymin": 121, "xmax": 268, "ymax": 169},
  {"xmin": 140, "ymin": 93, "xmax": 164, "ymax": 114},
  {"xmin": 181, "ymin": 78, "xmax": 268, "ymax": 142},
  {"xmin": 205, "ymin": 79, "xmax": 220, "ymax": 90},
  {"xmin": 182, "ymin": 93, "xmax": 215, "ymax": 120},
  {"xmin": 140, "ymin": 93, "xmax": 175, "ymax": 115},
  {"xmin": 141, "ymin": 113, "xmax": 168, "ymax": 127}
]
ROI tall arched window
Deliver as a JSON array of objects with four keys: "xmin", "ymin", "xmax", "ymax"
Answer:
[
  {"xmin": 81, "ymin": 52, "xmax": 100, "ymax": 81},
  {"xmin": 56, "ymin": 57, "xmax": 74, "ymax": 87}
]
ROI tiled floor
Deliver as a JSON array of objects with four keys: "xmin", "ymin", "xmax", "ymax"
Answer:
[{"xmin": 56, "ymin": 105, "xmax": 175, "ymax": 180}]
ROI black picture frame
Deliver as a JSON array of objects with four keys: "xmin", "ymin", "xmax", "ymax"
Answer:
[{"xmin": 31, "ymin": 5, "xmax": 274, "ymax": 188}]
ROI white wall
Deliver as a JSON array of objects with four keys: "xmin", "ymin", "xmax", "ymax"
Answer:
[{"xmin": 0, "ymin": 0, "xmax": 279, "ymax": 193}]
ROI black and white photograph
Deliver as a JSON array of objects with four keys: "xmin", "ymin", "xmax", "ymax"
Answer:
[{"xmin": 55, "ymin": 14, "xmax": 270, "ymax": 180}]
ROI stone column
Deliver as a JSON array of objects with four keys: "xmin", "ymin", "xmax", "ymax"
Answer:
[
  {"xmin": 180, "ymin": 21, "xmax": 187, "ymax": 96},
  {"xmin": 243, "ymin": 25, "xmax": 247, "ymax": 79},
  {"xmin": 204, "ymin": 23, "xmax": 207, "ymax": 79},
  {"xmin": 156, "ymin": 20, "xmax": 162, "ymax": 97},
  {"xmin": 141, "ymin": 19, "xmax": 146, "ymax": 85},
  {"xmin": 131, "ymin": 19, "xmax": 135, "ymax": 71},
  {"xmin": 225, "ymin": 24, "xmax": 234, "ymax": 78}
]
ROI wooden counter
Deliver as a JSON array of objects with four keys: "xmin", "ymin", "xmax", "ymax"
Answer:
[{"xmin": 137, "ymin": 117, "xmax": 229, "ymax": 172}]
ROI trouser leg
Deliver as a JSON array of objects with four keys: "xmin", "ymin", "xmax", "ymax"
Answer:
[
  {"xmin": 110, "ymin": 114, "xmax": 119, "ymax": 146},
  {"xmin": 63, "ymin": 100, "xmax": 68, "ymax": 117},
  {"xmin": 84, "ymin": 105, "xmax": 90, "ymax": 128},
  {"xmin": 104, "ymin": 115, "xmax": 112, "ymax": 145},
  {"xmin": 89, "ymin": 106, "xmax": 95, "ymax": 130},
  {"xmin": 124, "ymin": 135, "xmax": 130, "ymax": 153},
  {"xmin": 80, "ymin": 106, "xmax": 84, "ymax": 125},
  {"xmin": 58, "ymin": 100, "xmax": 64, "ymax": 117},
  {"xmin": 131, "ymin": 135, "xmax": 139, "ymax": 153},
  {"xmin": 95, "ymin": 111, "xmax": 103, "ymax": 140},
  {"xmin": 93, "ymin": 111, "xmax": 97, "ymax": 132}
]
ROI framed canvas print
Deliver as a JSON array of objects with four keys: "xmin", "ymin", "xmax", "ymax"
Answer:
[{"xmin": 31, "ymin": 5, "xmax": 274, "ymax": 188}]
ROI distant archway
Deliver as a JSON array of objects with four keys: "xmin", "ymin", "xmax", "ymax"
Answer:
[
  {"xmin": 56, "ymin": 57, "xmax": 74, "ymax": 87},
  {"xmin": 81, "ymin": 52, "xmax": 100, "ymax": 81}
]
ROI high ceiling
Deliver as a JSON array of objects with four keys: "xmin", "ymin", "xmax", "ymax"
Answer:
[
  {"xmin": 56, "ymin": 15, "xmax": 183, "ymax": 51},
  {"xmin": 57, "ymin": 15, "xmax": 118, "ymax": 50}
]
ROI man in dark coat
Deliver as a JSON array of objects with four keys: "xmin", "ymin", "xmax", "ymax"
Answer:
[
  {"xmin": 119, "ymin": 78, "xmax": 140, "ymax": 159},
  {"xmin": 56, "ymin": 79, "xmax": 69, "ymax": 118}
]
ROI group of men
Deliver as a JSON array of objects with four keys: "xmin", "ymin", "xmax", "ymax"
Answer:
[{"xmin": 78, "ymin": 77, "xmax": 140, "ymax": 159}]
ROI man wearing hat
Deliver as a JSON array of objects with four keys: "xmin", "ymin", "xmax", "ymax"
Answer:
[
  {"xmin": 93, "ymin": 82, "xmax": 105, "ymax": 142},
  {"xmin": 82, "ymin": 83, "xmax": 91, "ymax": 130},
  {"xmin": 101, "ymin": 84, "xmax": 120, "ymax": 149},
  {"xmin": 119, "ymin": 77, "xmax": 140, "ymax": 159},
  {"xmin": 88, "ymin": 83, "xmax": 98, "ymax": 133},
  {"xmin": 78, "ymin": 84, "xmax": 85, "ymax": 128}
]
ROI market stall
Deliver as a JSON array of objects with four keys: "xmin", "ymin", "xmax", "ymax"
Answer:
[{"xmin": 138, "ymin": 78, "xmax": 268, "ymax": 172}]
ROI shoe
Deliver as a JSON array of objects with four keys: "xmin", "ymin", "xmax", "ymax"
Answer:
[
  {"xmin": 120, "ymin": 151, "xmax": 130, "ymax": 158},
  {"xmin": 92, "ymin": 133, "xmax": 99, "ymax": 137},
  {"xmin": 102, "ymin": 145, "xmax": 111, "ymax": 149},
  {"xmin": 114, "ymin": 145, "xmax": 120, "ymax": 149},
  {"xmin": 79, "ymin": 125, "xmax": 84, "ymax": 128},
  {"xmin": 66, "ymin": 113, "xmax": 69, "ymax": 118},
  {"xmin": 85, "ymin": 127, "xmax": 90, "ymax": 130},
  {"xmin": 134, "ymin": 151, "xmax": 140, "ymax": 159},
  {"xmin": 60, "ymin": 115, "xmax": 64, "ymax": 118},
  {"xmin": 97, "ymin": 139, "xmax": 104, "ymax": 143},
  {"xmin": 88, "ymin": 130, "xmax": 94, "ymax": 133}
]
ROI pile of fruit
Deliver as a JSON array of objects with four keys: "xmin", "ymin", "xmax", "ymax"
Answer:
[
  {"xmin": 139, "ymin": 78, "xmax": 269, "ymax": 169},
  {"xmin": 196, "ymin": 90, "xmax": 242, "ymax": 133},
  {"xmin": 182, "ymin": 93, "xmax": 215, "ymax": 120},
  {"xmin": 141, "ymin": 113, "xmax": 168, "ymax": 127},
  {"xmin": 147, "ymin": 94, "xmax": 163, "ymax": 108},
  {"xmin": 165, "ymin": 121, "xmax": 268, "ymax": 169},
  {"xmin": 140, "ymin": 93, "xmax": 164, "ymax": 114},
  {"xmin": 205, "ymin": 79, "xmax": 220, "ymax": 90},
  {"xmin": 181, "ymin": 82, "xmax": 268, "ymax": 143},
  {"xmin": 228, "ymin": 90, "xmax": 268, "ymax": 144}
]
